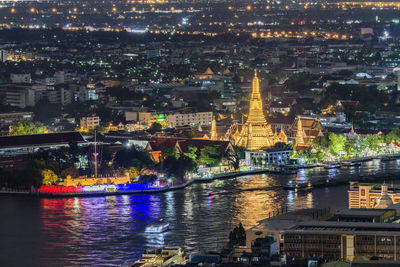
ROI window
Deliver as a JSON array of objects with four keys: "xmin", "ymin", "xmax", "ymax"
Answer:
[{"xmin": 361, "ymin": 189, "xmax": 365, "ymax": 196}]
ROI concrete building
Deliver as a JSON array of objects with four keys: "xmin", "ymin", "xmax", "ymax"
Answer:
[
  {"xmin": 246, "ymin": 208, "xmax": 400, "ymax": 263},
  {"xmin": 245, "ymin": 149, "xmax": 292, "ymax": 166},
  {"xmin": 10, "ymin": 73, "xmax": 31, "ymax": 84},
  {"xmin": 0, "ymin": 112, "xmax": 34, "ymax": 127},
  {"xmin": 0, "ymin": 85, "xmax": 35, "ymax": 108},
  {"xmin": 0, "ymin": 50, "xmax": 7, "ymax": 62},
  {"xmin": 167, "ymin": 111, "xmax": 213, "ymax": 128},
  {"xmin": 349, "ymin": 182, "xmax": 400, "ymax": 209},
  {"xmin": 80, "ymin": 116, "xmax": 100, "ymax": 130}
]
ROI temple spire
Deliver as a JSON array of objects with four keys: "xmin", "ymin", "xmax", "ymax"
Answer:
[
  {"xmin": 234, "ymin": 72, "xmax": 283, "ymax": 150},
  {"xmin": 295, "ymin": 117, "xmax": 305, "ymax": 147}
]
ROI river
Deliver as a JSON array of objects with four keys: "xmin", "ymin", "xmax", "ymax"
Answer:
[{"xmin": 1, "ymin": 159, "xmax": 400, "ymax": 266}]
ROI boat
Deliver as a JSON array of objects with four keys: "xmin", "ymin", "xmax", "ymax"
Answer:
[
  {"xmin": 342, "ymin": 161, "xmax": 361, "ymax": 167},
  {"xmin": 145, "ymin": 219, "xmax": 169, "ymax": 233},
  {"xmin": 381, "ymin": 156, "xmax": 397, "ymax": 162},
  {"xmin": 323, "ymin": 163, "xmax": 342, "ymax": 169},
  {"xmin": 284, "ymin": 182, "xmax": 312, "ymax": 192}
]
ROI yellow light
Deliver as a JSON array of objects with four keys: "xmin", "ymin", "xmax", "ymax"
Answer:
[
  {"xmin": 73, "ymin": 7, "xmax": 77, "ymax": 12},
  {"xmin": 246, "ymin": 5, "xmax": 251, "ymax": 10},
  {"xmin": 132, "ymin": 7, "xmax": 136, "ymax": 11},
  {"xmin": 52, "ymin": 8, "xmax": 57, "ymax": 12},
  {"xmin": 30, "ymin": 7, "xmax": 35, "ymax": 13},
  {"xmin": 93, "ymin": 8, "xmax": 97, "ymax": 12},
  {"xmin": 112, "ymin": 7, "xmax": 117, "ymax": 12},
  {"xmin": 11, "ymin": 8, "xmax": 15, "ymax": 13},
  {"xmin": 170, "ymin": 6, "xmax": 174, "ymax": 11}
]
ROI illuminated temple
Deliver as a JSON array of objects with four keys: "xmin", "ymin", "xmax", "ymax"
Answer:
[{"xmin": 234, "ymin": 72, "xmax": 286, "ymax": 150}]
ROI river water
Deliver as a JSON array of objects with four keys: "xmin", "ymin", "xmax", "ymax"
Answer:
[{"xmin": 1, "ymin": 159, "xmax": 400, "ymax": 266}]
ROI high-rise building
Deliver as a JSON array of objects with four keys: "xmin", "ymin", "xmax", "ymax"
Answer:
[{"xmin": 0, "ymin": 50, "xmax": 7, "ymax": 62}]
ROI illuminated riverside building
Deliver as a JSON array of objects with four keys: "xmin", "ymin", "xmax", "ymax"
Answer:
[
  {"xmin": 234, "ymin": 72, "xmax": 286, "ymax": 151},
  {"xmin": 349, "ymin": 182, "xmax": 400, "ymax": 209}
]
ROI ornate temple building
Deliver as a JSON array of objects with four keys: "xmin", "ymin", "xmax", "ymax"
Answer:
[{"xmin": 233, "ymin": 72, "xmax": 286, "ymax": 150}]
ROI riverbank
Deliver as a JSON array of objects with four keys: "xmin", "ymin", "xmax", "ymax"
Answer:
[{"xmin": 0, "ymin": 168, "xmax": 271, "ymax": 198}]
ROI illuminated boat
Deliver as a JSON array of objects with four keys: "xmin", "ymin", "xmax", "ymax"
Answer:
[
  {"xmin": 145, "ymin": 219, "xmax": 169, "ymax": 233},
  {"xmin": 323, "ymin": 163, "xmax": 342, "ymax": 169}
]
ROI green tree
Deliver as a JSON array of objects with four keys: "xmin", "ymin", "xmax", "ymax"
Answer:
[
  {"xmin": 148, "ymin": 122, "xmax": 162, "ymax": 134},
  {"xmin": 114, "ymin": 146, "xmax": 154, "ymax": 170},
  {"xmin": 199, "ymin": 146, "xmax": 222, "ymax": 167},
  {"xmin": 385, "ymin": 130, "xmax": 400, "ymax": 143},
  {"xmin": 328, "ymin": 133, "xmax": 347, "ymax": 156},
  {"xmin": 161, "ymin": 147, "xmax": 180, "ymax": 160},
  {"xmin": 41, "ymin": 169, "xmax": 58, "ymax": 186},
  {"xmin": 139, "ymin": 174, "xmax": 158, "ymax": 183},
  {"xmin": 10, "ymin": 121, "xmax": 48, "ymax": 136}
]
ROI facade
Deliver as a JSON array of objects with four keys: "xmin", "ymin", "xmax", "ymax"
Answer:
[
  {"xmin": 289, "ymin": 116, "xmax": 324, "ymax": 142},
  {"xmin": 167, "ymin": 111, "xmax": 213, "ymax": 128},
  {"xmin": 80, "ymin": 116, "xmax": 100, "ymax": 130},
  {"xmin": 0, "ymin": 112, "xmax": 33, "ymax": 127},
  {"xmin": 10, "ymin": 73, "xmax": 32, "ymax": 84},
  {"xmin": 234, "ymin": 72, "xmax": 285, "ymax": 150},
  {"xmin": 0, "ymin": 50, "xmax": 7, "ymax": 62},
  {"xmin": 0, "ymin": 85, "xmax": 35, "ymax": 108},
  {"xmin": 245, "ymin": 150, "xmax": 292, "ymax": 166},
  {"xmin": 246, "ymin": 208, "xmax": 400, "ymax": 263},
  {"xmin": 283, "ymin": 221, "xmax": 400, "ymax": 261},
  {"xmin": 349, "ymin": 182, "xmax": 400, "ymax": 209}
]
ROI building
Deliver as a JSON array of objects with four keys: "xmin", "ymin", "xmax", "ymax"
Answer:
[
  {"xmin": 234, "ymin": 72, "xmax": 284, "ymax": 150},
  {"xmin": 80, "ymin": 116, "xmax": 100, "ymax": 130},
  {"xmin": 246, "ymin": 207, "xmax": 400, "ymax": 263},
  {"xmin": 0, "ymin": 131, "xmax": 86, "ymax": 156},
  {"xmin": 132, "ymin": 247, "xmax": 185, "ymax": 266},
  {"xmin": 245, "ymin": 149, "xmax": 292, "ymax": 166},
  {"xmin": 0, "ymin": 50, "xmax": 7, "ymax": 62},
  {"xmin": 290, "ymin": 116, "xmax": 324, "ymax": 148},
  {"xmin": 10, "ymin": 73, "xmax": 31, "ymax": 84},
  {"xmin": 282, "ymin": 220, "xmax": 400, "ymax": 261},
  {"xmin": 167, "ymin": 111, "xmax": 213, "ymax": 128},
  {"xmin": 0, "ymin": 84, "xmax": 35, "ymax": 108},
  {"xmin": 349, "ymin": 182, "xmax": 400, "ymax": 209},
  {"xmin": 0, "ymin": 112, "xmax": 33, "ymax": 127}
]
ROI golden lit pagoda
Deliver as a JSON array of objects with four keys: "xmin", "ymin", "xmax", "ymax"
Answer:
[
  {"xmin": 235, "ymin": 72, "xmax": 278, "ymax": 150},
  {"xmin": 295, "ymin": 116, "xmax": 306, "ymax": 147}
]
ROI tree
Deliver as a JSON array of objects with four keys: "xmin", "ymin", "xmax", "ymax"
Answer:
[
  {"xmin": 199, "ymin": 146, "xmax": 222, "ymax": 167},
  {"xmin": 10, "ymin": 121, "xmax": 48, "ymax": 136},
  {"xmin": 148, "ymin": 122, "xmax": 162, "ymax": 134},
  {"xmin": 385, "ymin": 130, "xmax": 400, "ymax": 143},
  {"xmin": 161, "ymin": 147, "xmax": 180, "ymax": 160},
  {"xmin": 328, "ymin": 133, "xmax": 347, "ymax": 156},
  {"xmin": 61, "ymin": 167, "xmax": 79, "ymax": 179},
  {"xmin": 114, "ymin": 146, "xmax": 154, "ymax": 170},
  {"xmin": 228, "ymin": 223, "xmax": 246, "ymax": 248},
  {"xmin": 183, "ymin": 146, "xmax": 197, "ymax": 161},
  {"xmin": 139, "ymin": 174, "xmax": 158, "ymax": 183},
  {"xmin": 126, "ymin": 167, "xmax": 139, "ymax": 180},
  {"xmin": 41, "ymin": 169, "xmax": 58, "ymax": 186},
  {"xmin": 163, "ymin": 152, "xmax": 198, "ymax": 183}
]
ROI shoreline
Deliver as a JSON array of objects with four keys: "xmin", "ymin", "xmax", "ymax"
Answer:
[
  {"xmin": 0, "ymin": 168, "xmax": 270, "ymax": 198},
  {"xmin": 2, "ymin": 155, "xmax": 400, "ymax": 198}
]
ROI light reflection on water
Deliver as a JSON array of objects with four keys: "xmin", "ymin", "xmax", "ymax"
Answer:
[{"xmin": 1, "ymin": 159, "xmax": 399, "ymax": 266}]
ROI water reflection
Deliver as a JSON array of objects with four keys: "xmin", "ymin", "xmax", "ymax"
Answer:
[{"xmin": 2, "ymin": 160, "xmax": 400, "ymax": 266}]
